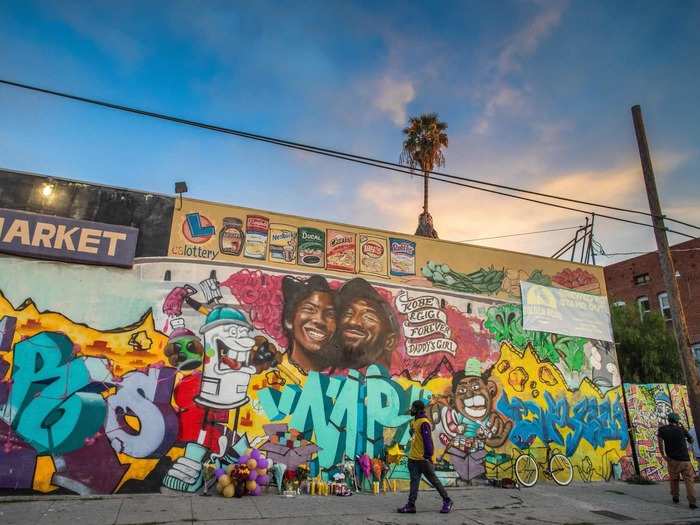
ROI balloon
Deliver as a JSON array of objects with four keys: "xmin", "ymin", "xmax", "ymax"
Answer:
[
  {"xmin": 218, "ymin": 474, "xmax": 231, "ymax": 487},
  {"xmin": 251, "ymin": 449, "xmax": 262, "ymax": 461},
  {"xmin": 245, "ymin": 480, "xmax": 257, "ymax": 492},
  {"xmin": 238, "ymin": 455, "xmax": 249, "ymax": 464},
  {"xmin": 214, "ymin": 467, "xmax": 225, "ymax": 479},
  {"xmin": 216, "ymin": 482, "xmax": 224, "ymax": 494},
  {"xmin": 257, "ymin": 474, "xmax": 270, "ymax": 486},
  {"xmin": 222, "ymin": 484, "xmax": 235, "ymax": 498},
  {"xmin": 248, "ymin": 469, "xmax": 258, "ymax": 481},
  {"xmin": 246, "ymin": 458, "xmax": 258, "ymax": 470},
  {"xmin": 225, "ymin": 464, "xmax": 235, "ymax": 475},
  {"xmin": 256, "ymin": 468, "xmax": 267, "ymax": 477},
  {"xmin": 251, "ymin": 485, "xmax": 262, "ymax": 496},
  {"xmin": 257, "ymin": 458, "xmax": 269, "ymax": 470}
]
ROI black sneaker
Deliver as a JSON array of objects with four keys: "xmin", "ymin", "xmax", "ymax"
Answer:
[
  {"xmin": 690, "ymin": 503, "xmax": 697, "ymax": 509},
  {"xmin": 673, "ymin": 496, "xmax": 680, "ymax": 503},
  {"xmin": 397, "ymin": 504, "xmax": 416, "ymax": 514}
]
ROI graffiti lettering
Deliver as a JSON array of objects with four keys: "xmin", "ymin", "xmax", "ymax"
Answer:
[
  {"xmin": 105, "ymin": 367, "xmax": 178, "ymax": 458},
  {"xmin": 3, "ymin": 332, "xmax": 111, "ymax": 454},
  {"xmin": 259, "ymin": 366, "xmax": 429, "ymax": 469},
  {"xmin": 498, "ymin": 391, "xmax": 628, "ymax": 455}
]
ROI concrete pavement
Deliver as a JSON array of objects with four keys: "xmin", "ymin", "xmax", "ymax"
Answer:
[{"xmin": 1, "ymin": 481, "xmax": 700, "ymax": 525}]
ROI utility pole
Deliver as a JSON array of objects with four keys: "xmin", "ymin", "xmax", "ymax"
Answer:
[{"xmin": 631, "ymin": 105, "xmax": 700, "ymax": 438}]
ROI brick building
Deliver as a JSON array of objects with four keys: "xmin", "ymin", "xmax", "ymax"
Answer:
[{"xmin": 603, "ymin": 237, "xmax": 700, "ymax": 361}]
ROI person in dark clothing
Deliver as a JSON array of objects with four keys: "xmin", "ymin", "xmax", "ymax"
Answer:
[
  {"xmin": 658, "ymin": 412, "xmax": 697, "ymax": 508},
  {"xmin": 397, "ymin": 400, "xmax": 453, "ymax": 514}
]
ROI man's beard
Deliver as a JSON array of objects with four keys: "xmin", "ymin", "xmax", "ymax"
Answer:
[{"xmin": 336, "ymin": 335, "xmax": 387, "ymax": 369}]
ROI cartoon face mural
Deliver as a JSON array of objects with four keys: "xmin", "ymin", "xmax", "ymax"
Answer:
[
  {"xmin": 448, "ymin": 359, "xmax": 513, "ymax": 449},
  {"xmin": 164, "ymin": 327, "xmax": 204, "ymax": 370},
  {"xmin": 0, "ymin": 208, "xmax": 628, "ymax": 496},
  {"xmin": 196, "ymin": 306, "xmax": 257, "ymax": 409}
]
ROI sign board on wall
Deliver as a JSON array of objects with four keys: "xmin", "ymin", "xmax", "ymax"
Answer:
[
  {"xmin": 520, "ymin": 281, "xmax": 613, "ymax": 342},
  {"xmin": 168, "ymin": 197, "xmax": 608, "ymax": 300},
  {"xmin": 0, "ymin": 208, "xmax": 138, "ymax": 267}
]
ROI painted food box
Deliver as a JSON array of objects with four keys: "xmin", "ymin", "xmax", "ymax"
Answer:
[
  {"xmin": 269, "ymin": 224, "xmax": 298, "ymax": 264},
  {"xmin": 389, "ymin": 237, "xmax": 416, "ymax": 276},
  {"xmin": 359, "ymin": 234, "xmax": 388, "ymax": 276},
  {"xmin": 326, "ymin": 229, "xmax": 356, "ymax": 273}
]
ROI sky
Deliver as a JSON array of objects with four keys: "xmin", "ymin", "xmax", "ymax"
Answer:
[{"xmin": 0, "ymin": 0, "xmax": 698, "ymax": 265}]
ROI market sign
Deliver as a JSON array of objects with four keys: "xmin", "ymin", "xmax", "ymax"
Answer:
[
  {"xmin": 0, "ymin": 208, "xmax": 138, "ymax": 267},
  {"xmin": 520, "ymin": 281, "xmax": 613, "ymax": 342}
]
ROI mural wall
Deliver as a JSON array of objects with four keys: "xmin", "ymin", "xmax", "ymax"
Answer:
[
  {"xmin": 624, "ymin": 383, "xmax": 697, "ymax": 481},
  {"xmin": 0, "ymin": 198, "xmax": 627, "ymax": 494}
]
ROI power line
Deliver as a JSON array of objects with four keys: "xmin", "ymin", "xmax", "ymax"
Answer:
[
  {"xmin": 598, "ymin": 247, "xmax": 700, "ymax": 257},
  {"xmin": 1, "ymin": 78, "xmax": 697, "ymax": 239},
  {"xmin": 460, "ymin": 225, "xmax": 582, "ymax": 242}
]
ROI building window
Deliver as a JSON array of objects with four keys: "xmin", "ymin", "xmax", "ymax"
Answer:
[
  {"xmin": 613, "ymin": 301, "xmax": 626, "ymax": 307},
  {"xmin": 637, "ymin": 296, "xmax": 650, "ymax": 318},
  {"xmin": 658, "ymin": 292, "xmax": 672, "ymax": 321},
  {"xmin": 693, "ymin": 344, "xmax": 700, "ymax": 369},
  {"xmin": 634, "ymin": 273, "xmax": 651, "ymax": 285}
]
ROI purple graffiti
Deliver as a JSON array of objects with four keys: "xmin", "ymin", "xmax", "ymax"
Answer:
[
  {"xmin": 0, "ymin": 419, "xmax": 37, "ymax": 489},
  {"xmin": 105, "ymin": 367, "xmax": 178, "ymax": 458},
  {"xmin": 0, "ymin": 315, "xmax": 16, "ymax": 351}
]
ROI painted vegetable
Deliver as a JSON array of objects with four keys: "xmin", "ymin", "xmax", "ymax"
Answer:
[{"xmin": 421, "ymin": 260, "xmax": 505, "ymax": 295}]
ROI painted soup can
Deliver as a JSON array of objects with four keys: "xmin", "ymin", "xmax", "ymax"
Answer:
[
  {"xmin": 359, "ymin": 234, "xmax": 388, "ymax": 276},
  {"xmin": 269, "ymin": 224, "xmax": 298, "ymax": 264},
  {"xmin": 298, "ymin": 227, "xmax": 325, "ymax": 267},
  {"xmin": 243, "ymin": 215, "xmax": 269, "ymax": 259},
  {"xmin": 389, "ymin": 238, "xmax": 416, "ymax": 276},
  {"xmin": 326, "ymin": 229, "xmax": 356, "ymax": 273}
]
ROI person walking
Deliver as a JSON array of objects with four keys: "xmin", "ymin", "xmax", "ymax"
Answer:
[
  {"xmin": 658, "ymin": 412, "xmax": 697, "ymax": 509},
  {"xmin": 397, "ymin": 400, "xmax": 453, "ymax": 514}
]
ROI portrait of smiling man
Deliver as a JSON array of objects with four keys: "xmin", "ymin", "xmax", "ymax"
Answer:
[
  {"xmin": 282, "ymin": 275, "xmax": 338, "ymax": 372},
  {"xmin": 334, "ymin": 278, "xmax": 398, "ymax": 371}
]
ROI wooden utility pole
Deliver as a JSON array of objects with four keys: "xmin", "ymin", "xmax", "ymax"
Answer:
[{"xmin": 631, "ymin": 105, "xmax": 700, "ymax": 438}]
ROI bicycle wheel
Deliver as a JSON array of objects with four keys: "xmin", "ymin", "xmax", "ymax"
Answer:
[
  {"xmin": 549, "ymin": 454, "xmax": 573, "ymax": 486},
  {"xmin": 514, "ymin": 454, "xmax": 539, "ymax": 487}
]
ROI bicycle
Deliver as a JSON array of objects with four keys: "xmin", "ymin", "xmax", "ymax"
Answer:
[{"xmin": 513, "ymin": 442, "xmax": 573, "ymax": 487}]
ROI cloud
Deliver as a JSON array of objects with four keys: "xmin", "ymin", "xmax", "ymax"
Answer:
[
  {"xmin": 350, "ymin": 149, "xmax": 691, "ymax": 261},
  {"xmin": 472, "ymin": 1, "xmax": 568, "ymax": 135},
  {"xmin": 372, "ymin": 76, "xmax": 416, "ymax": 127},
  {"xmin": 473, "ymin": 85, "xmax": 529, "ymax": 134},
  {"xmin": 497, "ymin": 0, "xmax": 569, "ymax": 75}
]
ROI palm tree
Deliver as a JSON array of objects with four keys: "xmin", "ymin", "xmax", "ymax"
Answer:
[{"xmin": 400, "ymin": 113, "xmax": 448, "ymax": 238}]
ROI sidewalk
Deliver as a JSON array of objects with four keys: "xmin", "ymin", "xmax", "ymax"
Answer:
[{"xmin": 1, "ymin": 481, "xmax": 700, "ymax": 525}]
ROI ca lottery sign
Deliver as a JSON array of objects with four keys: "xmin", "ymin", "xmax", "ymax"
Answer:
[
  {"xmin": 0, "ymin": 208, "xmax": 138, "ymax": 267},
  {"xmin": 395, "ymin": 290, "xmax": 457, "ymax": 357}
]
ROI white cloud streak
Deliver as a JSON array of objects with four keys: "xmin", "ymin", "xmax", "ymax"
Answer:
[{"xmin": 372, "ymin": 76, "xmax": 416, "ymax": 126}]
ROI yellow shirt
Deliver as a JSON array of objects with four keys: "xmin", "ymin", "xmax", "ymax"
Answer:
[{"xmin": 408, "ymin": 416, "xmax": 434, "ymax": 461}]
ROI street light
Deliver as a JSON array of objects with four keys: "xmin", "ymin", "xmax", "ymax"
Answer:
[
  {"xmin": 41, "ymin": 179, "xmax": 54, "ymax": 198},
  {"xmin": 175, "ymin": 181, "xmax": 188, "ymax": 210}
]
